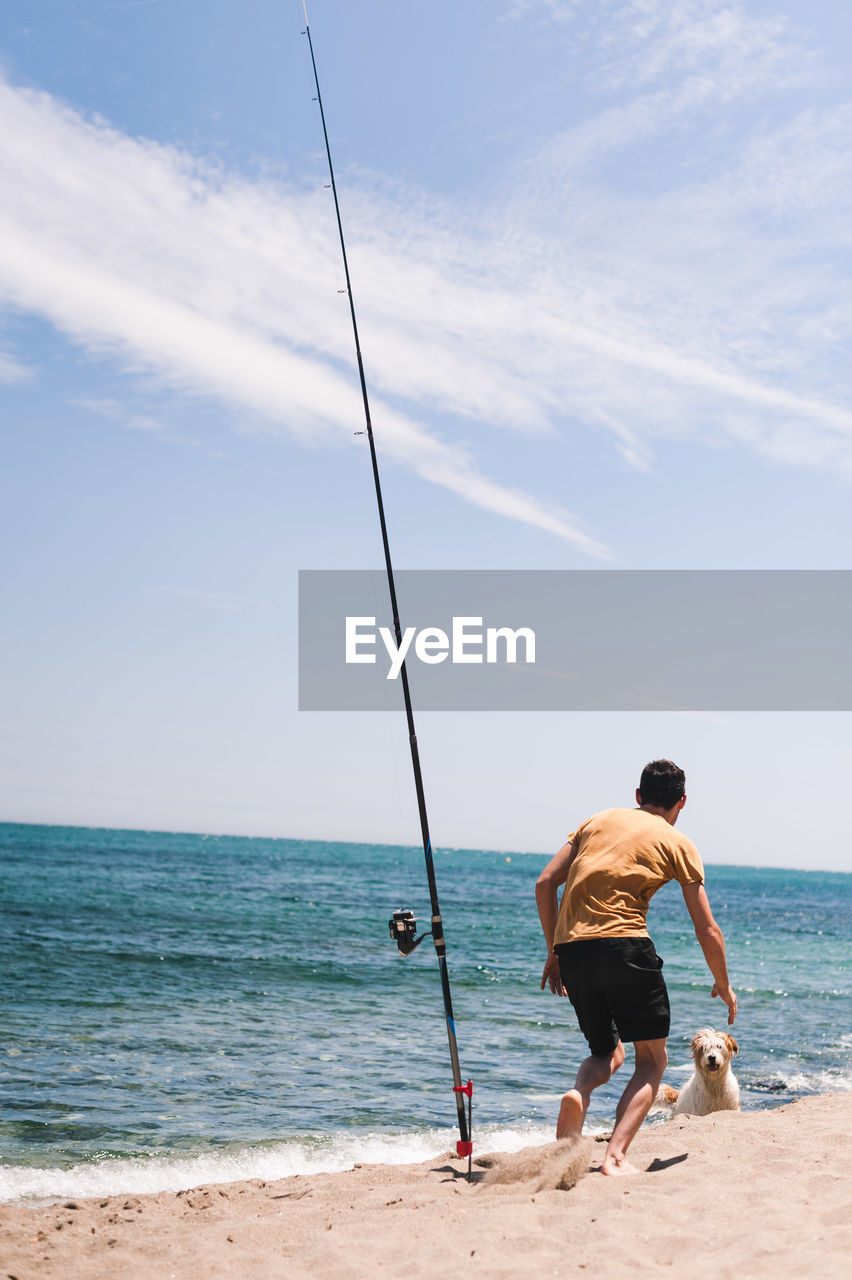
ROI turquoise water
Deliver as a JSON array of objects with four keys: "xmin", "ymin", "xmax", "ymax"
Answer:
[{"xmin": 1, "ymin": 821, "xmax": 850, "ymax": 1201}]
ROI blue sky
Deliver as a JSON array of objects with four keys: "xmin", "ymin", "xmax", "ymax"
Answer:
[{"xmin": 2, "ymin": 0, "xmax": 852, "ymax": 870}]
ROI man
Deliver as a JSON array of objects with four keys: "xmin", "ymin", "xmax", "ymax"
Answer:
[{"xmin": 535, "ymin": 759, "xmax": 736, "ymax": 1176}]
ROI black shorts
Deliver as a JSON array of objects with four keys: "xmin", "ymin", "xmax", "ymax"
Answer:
[{"xmin": 555, "ymin": 937, "xmax": 670, "ymax": 1057}]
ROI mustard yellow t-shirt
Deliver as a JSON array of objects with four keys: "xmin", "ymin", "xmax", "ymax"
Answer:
[{"xmin": 554, "ymin": 807, "xmax": 704, "ymax": 944}]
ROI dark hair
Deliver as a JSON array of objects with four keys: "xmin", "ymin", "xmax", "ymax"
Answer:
[{"xmin": 638, "ymin": 759, "xmax": 686, "ymax": 809}]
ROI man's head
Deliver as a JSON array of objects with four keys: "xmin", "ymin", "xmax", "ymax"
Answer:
[{"xmin": 636, "ymin": 759, "xmax": 686, "ymax": 819}]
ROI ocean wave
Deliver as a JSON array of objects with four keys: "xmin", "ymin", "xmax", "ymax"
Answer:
[
  {"xmin": 0, "ymin": 1123, "xmax": 557, "ymax": 1206},
  {"xmin": 758, "ymin": 1069, "xmax": 852, "ymax": 1094}
]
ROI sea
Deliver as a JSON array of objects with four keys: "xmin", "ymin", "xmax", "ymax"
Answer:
[{"xmin": 1, "ymin": 821, "xmax": 850, "ymax": 1205}]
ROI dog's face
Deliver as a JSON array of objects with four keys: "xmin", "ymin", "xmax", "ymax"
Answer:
[{"xmin": 691, "ymin": 1028, "xmax": 738, "ymax": 1076}]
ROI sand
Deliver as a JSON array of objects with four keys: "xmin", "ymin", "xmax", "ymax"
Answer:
[{"xmin": 2, "ymin": 1093, "xmax": 850, "ymax": 1279}]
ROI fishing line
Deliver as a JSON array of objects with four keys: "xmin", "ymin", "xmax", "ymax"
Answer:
[{"xmin": 300, "ymin": 1, "xmax": 473, "ymax": 1171}]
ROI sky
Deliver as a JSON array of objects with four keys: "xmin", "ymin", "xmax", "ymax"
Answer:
[{"xmin": 2, "ymin": 0, "xmax": 852, "ymax": 871}]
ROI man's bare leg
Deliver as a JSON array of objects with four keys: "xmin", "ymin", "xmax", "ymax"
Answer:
[
  {"xmin": 556, "ymin": 1040, "xmax": 625, "ymax": 1139},
  {"xmin": 601, "ymin": 1038, "xmax": 667, "ymax": 1176}
]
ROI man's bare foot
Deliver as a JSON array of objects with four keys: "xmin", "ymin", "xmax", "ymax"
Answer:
[
  {"xmin": 601, "ymin": 1154, "xmax": 640, "ymax": 1177},
  {"xmin": 556, "ymin": 1090, "xmax": 585, "ymax": 1140}
]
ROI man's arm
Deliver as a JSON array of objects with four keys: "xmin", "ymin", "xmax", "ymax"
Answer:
[
  {"xmin": 535, "ymin": 840, "xmax": 577, "ymax": 996},
  {"xmin": 681, "ymin": 881, "xmax": 737, "ymax": 1025}
]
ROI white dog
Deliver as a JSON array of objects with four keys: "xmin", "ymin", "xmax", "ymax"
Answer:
[{"xmin": 658, "ymin": 1028, "xmax": 740, "ymax": 1116}]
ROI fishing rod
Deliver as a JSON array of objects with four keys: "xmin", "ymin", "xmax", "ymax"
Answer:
[{"xmin": 300, "ymin": 3, "xmax": 473, "ymax": 1170}]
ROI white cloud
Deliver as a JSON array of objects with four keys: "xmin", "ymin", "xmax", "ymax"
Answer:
[
  {"xmin": 1, "ymin": 0, "xmax": 852, "ymax": 557},
  {"xmin": 503, "ymin": 0, "xmax": 811, "ymax": 100},
  {"xmin": 500, "ymin": 0, "xmax": 815, "ymax": 195},
  {"xmin": 0, "ymin": 347, "xmax": 33, "ymax": 383},
  {"xmin": 71, "ymin": 396, "xmax": 165, "ymax": 432},
  {"xmin": 69, "ymin": 394, "xmax": 226, "ymax": 456},
  {"xmin": 0, "ymin": 76, "xmax": 606, "ymax": 555}
]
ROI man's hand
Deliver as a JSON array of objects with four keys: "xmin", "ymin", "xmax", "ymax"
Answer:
[
  {"xmin": 541, "ymin": 953, "xmax": 566, "ymax": 996},
  {"xmin": 711, "ymin": 982, "xmax": 737, "ymax": 1025}
]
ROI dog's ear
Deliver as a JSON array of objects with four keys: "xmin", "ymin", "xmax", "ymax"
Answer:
[
  {"xmin": 691, "ymin": 1033, "xmax": 702, "ymax": 1057},
  {"xmin": 724, "ymin": 1034, "xmax": 738, "ymax": 1057}
]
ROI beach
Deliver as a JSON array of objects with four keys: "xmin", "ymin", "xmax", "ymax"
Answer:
[
  {"xmin": 3, "ymin": 826, "xmax": 850, "ymax": 1274},
  {"xmin": 2, "ymin": 1092, "xmax": 850, "ymax": 1279}
]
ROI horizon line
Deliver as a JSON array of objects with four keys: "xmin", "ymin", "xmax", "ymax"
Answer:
[{"xmin": 0, "ymin": 816, "xmax": 847, "ymax": 877}]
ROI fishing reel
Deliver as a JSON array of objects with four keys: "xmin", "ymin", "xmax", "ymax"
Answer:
[{"xmin": 388, "ymin": 908, "xmax": 430, "ymax": 956}]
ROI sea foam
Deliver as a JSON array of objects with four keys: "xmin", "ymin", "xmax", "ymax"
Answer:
[{"xmin": 0, "ymin": 1123, "xmax": 557, "ymax": 1206}]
